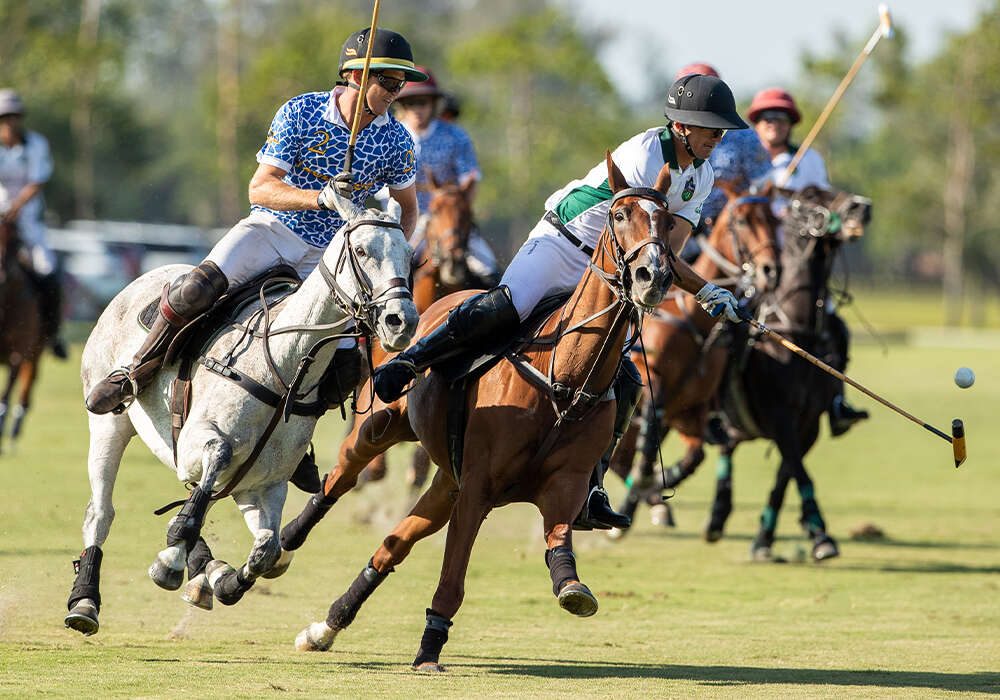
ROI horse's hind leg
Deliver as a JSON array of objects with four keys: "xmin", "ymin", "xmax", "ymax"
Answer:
[
  {"xmin": 280, "ymin": 400, "xmax": 412, "ymax": 552},
  {"xmin": 208, "ymin": 480, "xmax": 287, "ymax": 606},
  {"xmin": 705, "ymin": 447, "xmax": 736, "ymax": 542},
  {"xmin": 0, "ymin": 361, "xmax": 19, "ymax": 453},
  {"xmin": 180, "ymin": 536, "xmax": 215, "ymax": 610},
  {"xmin": 149, "ymin": 438, "xmax": 231, "ymax": 591},
  {"xmin": 65, "ymin": 413, "xmax": 136, "ymax": 635},
  {"xmin": 296, "ymin": 469, "xmax": 457, "ymax": 652},
  {"xmin": 407, "ymin": 446, "xmax": 432, "ymax": 492},
  {"xmin": 10, "ymin": 360, "xmax": 38, "ymax": 443}
]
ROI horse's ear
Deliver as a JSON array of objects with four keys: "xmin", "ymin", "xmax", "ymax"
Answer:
[
  {"xmin": 606, "ymin": 150, "xmax": 628, "ymax": 194},
  {"xmin": 424, "ymin": 166, "xmax": 439, "ymax": 191},
  {"xmin": 715, "ymin": 177, "xmax": 739, "ymax": 200},
  {"xmin": 653, "ymin": 163, "xmax": 672, "ymax": 196},
  {"xmin": 459, "ymin": 177, "xmax": 475, "ymax": 199}
]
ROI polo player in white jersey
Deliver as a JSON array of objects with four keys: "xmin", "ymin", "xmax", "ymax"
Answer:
[{"xmin": 375, "ymin": 75, "xmax": 751, "ymax": 529}]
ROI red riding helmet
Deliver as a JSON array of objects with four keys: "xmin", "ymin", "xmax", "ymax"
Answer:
[
  {"xmin": 396, "ymin": 65, "xmax": 443, "ymax": 100},
  {"xmin": 748, "ymin": 87, "xmax": 801, "ymax": 125},
  {"xmin": 674, "ymin": 62, "xmax": 720, "ymax": 80}
]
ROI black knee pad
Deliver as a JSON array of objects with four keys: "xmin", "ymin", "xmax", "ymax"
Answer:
[{"xmin": 166, "ymin": 261, "xmax": 229, "ymax": 320}]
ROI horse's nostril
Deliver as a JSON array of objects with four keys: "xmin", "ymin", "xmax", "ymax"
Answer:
[
  {"xmin": 384, "ymin": 313, "xmax": 403, "ymax": 329},
  {"xmin": 635, "ymin": 267, "xmax": 652, "ymax": 285}
]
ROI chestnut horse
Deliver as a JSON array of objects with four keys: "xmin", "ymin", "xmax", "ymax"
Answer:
[
  {"xmin": 286, "ymin": 154, "xmax": 677, "ymax": 670},
  {"xmin": 607, "ymin": 184, "xmax": 780, "ymax": 534},
  {"xmin": 709, "ymin": 186, "xmax": 871, "ymax": 561},
  {"xmin": 0, "ymin": 218, "xmax": 45, "ymax": 451},
  {"xmin": 360, "ymin": 177, "xmax": 480, "ymax": 491}
]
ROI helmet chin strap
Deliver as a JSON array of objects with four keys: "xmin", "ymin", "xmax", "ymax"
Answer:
[
  {"xmin": 671, "ymin": 122, "xmax": 698, "ymax": 159},
  {"xmin": 348, "ymin": 81, "xmax": 377, "ymax": 115}
]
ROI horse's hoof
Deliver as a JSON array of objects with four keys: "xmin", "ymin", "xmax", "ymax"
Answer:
[
  {"xmin": 149, "ymin": 556, "xmax": 185, "ymax": 591},
  {"xmin": 751, "ymin": 544, "xmax": 773, "ymax": 562},
  {"xmin": 294, "ymin": 622, "xmax": 337, "ymax": 651},
  {"xmin": 64, "ymin": 599, "xmax": 99, "ymax": 636},
  {"xmin": 650, "ymin": 503, "xmax": 675, "ymax": 527},
  {"xmin": 812, "ymin": 534, "xmax": 840, "ymax": 562},
  {"xmin": 557, "ymin": 581, "xmax": 598, "ymax": 618},
  {"xmin": 260, "ymin": 548, "xmax": 294, "ymax": 579},
  {"xmin": 704, "ymin": 526, "xmax": 724, "ymax": 543},
  {"xmin": 606, "ymin": 526, "xmax": 628, "ymax": 541},
  {"xmin": 181, "ymin": 572, "xmax": 213, "ymax": 610},
  {"xmin": 413, "ymin": 662, "xmax": 446, "ymax": 673}
]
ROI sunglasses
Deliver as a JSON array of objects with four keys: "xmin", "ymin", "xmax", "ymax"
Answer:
[
  {"xmin": 372, "ymin": 72, "xmax": 407, "ymax": 93},
  {"xmin": 693, "ymin": 126, "xmax": 727, "ymax": 138},
  {"xmin": 758, "ymin": 110, "xmax": 791, "ymax": 124}
]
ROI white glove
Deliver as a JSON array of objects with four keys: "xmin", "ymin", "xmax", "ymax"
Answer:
[
  {"xmin": 695, "ymin": 283, "xmax": 741, "ymax": 322},
  {"xmin": 318, "ymin": 172, "xmax": 354, "ymax": 210}
]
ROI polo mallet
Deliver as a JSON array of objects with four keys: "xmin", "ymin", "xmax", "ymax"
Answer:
[
  {"xmin": 777, "ymin": 4, "xmax": 894, "ymax": 186},
  {"xmin": 344, "ymin": 0, "xmax": 383, "ymax": 175},
  {"xmin": 741, "ymin": 312, "xmax": 967, "ymax": 467}
]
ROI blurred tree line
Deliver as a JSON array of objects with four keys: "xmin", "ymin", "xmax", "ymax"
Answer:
[{"xmin": 1, "ymin": 0, "xmax": 997, "ymax": 323}]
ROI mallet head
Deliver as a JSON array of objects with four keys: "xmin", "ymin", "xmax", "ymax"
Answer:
[
  {"xmin": 878, "ymin": 4, "xmax": 895, "ymax": 39},
  {"xmin": 951, "ymin": 418, "xmax": 966, "ymax": 468}
]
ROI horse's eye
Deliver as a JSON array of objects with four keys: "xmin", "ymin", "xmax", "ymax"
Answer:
[
  {"xmin": 614, "ymin": 211, "xmax": 626, "ymax": 222},
  {"xmin": 354, "ymin": 246, "xmax": 367, "ymax": 257}
]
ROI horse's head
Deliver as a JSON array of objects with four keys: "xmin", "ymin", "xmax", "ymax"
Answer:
[
  {"xmin": 711, "ymin": 180, "xmax": 781, "ymax": 294},
  {"xmin": 422, "ymin": 172, "xmax": 475, "ymax": 287},
  {"xmin": 321, "ymin": 190, "xmax": 419, "ymax": 352},
  {"xmin": 603, "ymin": 151, "xmax": 675, "ymax": 311},
  {"xmin": 782, "ymin": 185, "xmax": 872, "ymax": 244}
]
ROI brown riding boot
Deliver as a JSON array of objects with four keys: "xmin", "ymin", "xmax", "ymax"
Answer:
[{"xmin": 85, "ymin": 262, "xmax": 228, "ymax": 415}]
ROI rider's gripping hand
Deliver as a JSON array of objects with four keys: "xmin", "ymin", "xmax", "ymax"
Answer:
[
  {"xmin": 318, "ymin": 172, "xmax": 355, "ymax": 210},
  {"xmin": 695, "ymin": 283, "xmax": 742, "ymax": 323}
]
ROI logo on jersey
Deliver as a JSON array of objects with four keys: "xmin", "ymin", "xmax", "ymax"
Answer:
[{"xmin": 682, "ymin": 177, "xmax": 696, "ymax": 201}]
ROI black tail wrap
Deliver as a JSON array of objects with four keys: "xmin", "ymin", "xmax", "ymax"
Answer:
[
  {"xmin": 165, "ymin": 486, "xmax": 211, "ymax": 549},
  {"xmin": 186, "ymin": 537, "xmax": 213, "ymax": 577},
  {"xmin": 67, "ymin": 545, "xmax": 103, "ymax": 611},
  {"xmin": 412, "ymin": 608, "xmax": 453, "ymax": 668},
  {"xmin": 279, "ymin": 493, "xmax": 338, "ymax": 551},
  {"xmin": 325, "ymin": 559, "xmax": 393, "ymax": 631},
  {"xmin": 545, "ymin": 546, "xmax": 579, "ymax": 596}
]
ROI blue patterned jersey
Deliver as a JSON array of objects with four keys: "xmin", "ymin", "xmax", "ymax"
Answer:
[
  {"xmin": 408, "ymin": 119, "xmax": 480, "ymax": 211},
  {"xmin": 702, "ymin": 128, "xmax": 771, "ymax": 222},
  {"xmin": 253, "ymin": 87, "xmax": 417, "ymax": 248}
]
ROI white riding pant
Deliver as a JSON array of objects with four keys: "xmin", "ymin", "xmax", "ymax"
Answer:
[
  {"xmin": 409, "ymin": 214, "xmax": 499, "ymax": 278},
  {"xmin": 205, "ymin": 211, "xmax": 354, "ymax": 348},
  {"xmin": 15, "ymin": 208, "xmax": 57, "ymax": 276},
  {"xmin": 499, "ymin": 219, "xmax": 589, "ymax": 321}
]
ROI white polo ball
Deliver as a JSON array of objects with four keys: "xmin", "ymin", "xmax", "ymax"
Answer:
[{"xmin": 954, "ymin": 367, "xmax": 975, "ymax": 389}]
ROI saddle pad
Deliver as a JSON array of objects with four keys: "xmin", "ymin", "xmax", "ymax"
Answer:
[
  {"xmin": 435, "ymin": 291, "xmax": 573, "ymax": 385},
  {"xmin": 137, "ymin": 265, "xmax": 301, "ymax": 364}
]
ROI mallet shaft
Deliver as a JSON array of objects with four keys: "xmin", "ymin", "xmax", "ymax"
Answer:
[{"xmin": 345, "ymin": 0, "xmax": 383, "ymax": 174}]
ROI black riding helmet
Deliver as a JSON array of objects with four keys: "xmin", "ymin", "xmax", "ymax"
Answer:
[
  {"xmin": 663, "ymin": 75, "xmax": 749, "ymax": 130},
  {"xmin": 337, "ymin": 28, "xmax": 429, "ymax": 82}
]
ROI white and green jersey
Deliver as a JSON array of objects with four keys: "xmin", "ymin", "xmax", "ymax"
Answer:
[{"xmin": 541, "ymin": 127, "xmax": 714, "ymax": 248}]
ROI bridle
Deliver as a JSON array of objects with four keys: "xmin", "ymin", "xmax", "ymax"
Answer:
[
  {"xmin": 696, "ymin": 195, "xmax": 778, "ymax": 292},
  {"xmin": 317, "ymin": 216, "xmax": 413, "ymax": 337}
]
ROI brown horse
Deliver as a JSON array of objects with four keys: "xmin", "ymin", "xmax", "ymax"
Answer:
[
  {"xmin": 360, "ymin": 176, "xmax": 480, "ymax": 490},
  {"xmin": 287, "ymin": 154, "xmax": 677, "ymax": 670},
  {"xmin": 0, "ymin": 218, "xmax": 45, "ymax": 451},
  {"xmin": 608, "ymin": 184, "xmax": 780, "ymax": 533}
]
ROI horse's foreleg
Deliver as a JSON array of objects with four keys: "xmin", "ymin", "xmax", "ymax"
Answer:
[
  {"xmin": 412, "ymin": 474, "xmax": 491, "ymax": 672},
  {"xmin": 11, "ymin": 360, "xmax": 38, "ymax": 442},
  {"xmin": 613, "ymin": 395, "xmax": 669, "ymax": 536},
  {"xmin": 150, "ymin": 438, "xmax": 231, "ymax": 591},
  {"xmin": 296, "ymin": 470, "xmax": 458, "ymax": 652},
  {"xmin": 207, "ymin": 480, "xmax": 286, "ymax": 606},
  {"xmin": 180, "ymin": 536, "xmax": 215, "ymax": 610},
  {"xmin": 65, "ymin": 413, "xmax": 136, "ymax": 636},
  {"xmin": 705, "ymin": 447, "xmax": 736, "ymax": 542},
  {"xmin": 537, "ymin": 470, "xmax": 598, "ymax": 618},
  {"xmin": 407, "ymin": 446, "xmax": 432, "ymax": 491},
  {"xmin": 0, "ymin": 361, "xmax": 19, "ymax": 453},
  {"xmin": 281, "ymin": 403, "xmax": 411, "ymax": 552}
]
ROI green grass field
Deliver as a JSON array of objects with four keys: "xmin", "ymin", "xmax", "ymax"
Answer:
[{"xmin": 0, "ymin": 335, "xmax": 997, "ymax": 698}]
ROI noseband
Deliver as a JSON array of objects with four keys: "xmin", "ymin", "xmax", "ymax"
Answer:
[{"xmin": 317, "ymin": 217, "xmax": 413, "ymax": 335}]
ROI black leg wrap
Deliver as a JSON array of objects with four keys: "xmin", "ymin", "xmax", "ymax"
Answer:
[
  {"xmin": 214, "ymin": 567, "xmax": 253, "ymax": 606},
  {"xmin": 545, "ymin": 546, "xmax": 579, "ymax": 596},
  {"xmin": 186, "ymin": 537, "xmax": 213, "ymax": 577},
  {"xmin": 166, "ymin": 486, "xmax": 211, "ymax": 549},
  {"xmin": 68, "ymin": 546, "xmax": 103, "ymax": 611},
  {"xmin": 325, "ymin": 559, "xmax": 393, "ymax": 631},
  {"xmin": 280, "ymin": 492, "xmax": 338, "ymax": 551},
  {"xmin": 412, "ymin": 608, "xmax": 453, "ymax": 668}
]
